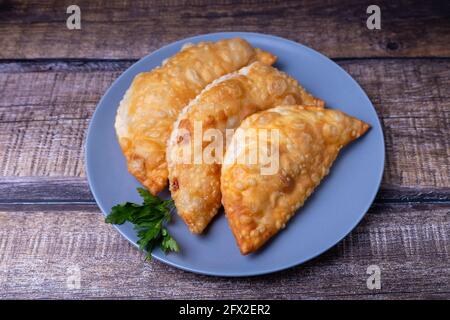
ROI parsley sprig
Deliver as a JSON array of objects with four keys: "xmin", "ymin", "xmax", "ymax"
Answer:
[{"xmin": 105, "ymin": 188, "xmax": 179, "ymax": 259}]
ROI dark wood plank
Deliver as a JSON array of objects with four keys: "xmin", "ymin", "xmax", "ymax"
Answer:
[
  {"xmin": 0, "ymin": 59, "xmax": 448, "ymax": 202},
  {"xmin": 337, "ymin": 59, "xmax": 450, "ymax": 193},
  {"xmin": 0, "ymin": 202, "xmax": 448, "ymax": 299},
  {"xmin": 1, "ymin": 0, "xmax": 447, "ymax": 301},
  {"xmin": 3, "ymin": 177, "xmax": 450, "ymax": 204},
  {"xmin": 0, "ymin": 177, "xmax": 92, "ymax": 203},
  {"xmin": 0, "ymin": 0, "xmax": 449, "ymax": 59}
]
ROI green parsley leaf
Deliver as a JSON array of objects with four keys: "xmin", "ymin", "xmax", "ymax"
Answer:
[
  {"xmin": 137, "ymin": 187, "xmax": 162, "ymax": 206},
  {"xmin": 161, "ymin": 229, "xmax": 179, "ymax": 254},
  {"xmin": 105, "ymin": 202, "xmax": 140, "ymax": 224},
  {"xmin": 105, "ymin": 188, "xmax": 179, "ymax": 260}
]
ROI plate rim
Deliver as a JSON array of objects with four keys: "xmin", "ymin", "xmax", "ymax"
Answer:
[{"xmin": 85, "ymin": 31, "xmax": 385, "ymax": 277}]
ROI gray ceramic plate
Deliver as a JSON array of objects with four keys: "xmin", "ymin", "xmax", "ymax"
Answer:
[{"xmin": 85, "ymin": 32, "xmax": 385, "ymax": 276}]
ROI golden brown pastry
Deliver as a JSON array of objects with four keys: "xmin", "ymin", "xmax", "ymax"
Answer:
[
  {"xmin": 167, "ymin": 62, "xmax": 324, "ymax": 234},
  {"xmin": 221, "ymin": 105, "xmax": 370, "ymax": 254},
  {"xmin": 115, "ymin": 38, "xmax": 276, "ymax": 195}
]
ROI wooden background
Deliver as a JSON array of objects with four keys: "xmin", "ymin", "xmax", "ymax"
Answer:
[{"xmin": 0, "ymin": 0, "xmax": 449, "ymax": 299}]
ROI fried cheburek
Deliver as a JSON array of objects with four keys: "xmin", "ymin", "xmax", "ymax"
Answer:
[
  {"xmin": 221, "ymin": 106, "xmax": 370, "ymax": 254},
  {"xmin": 115, "ymin": 38, "xmax": 276, "ymax": 195},
  {"xmin": 167, "ymin": 62, "xmax": 324, "ymax": 234}
]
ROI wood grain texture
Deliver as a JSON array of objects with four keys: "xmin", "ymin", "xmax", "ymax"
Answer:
[
  {"xmin": 0, "ymin": 0, "xmax": 449, "ymax": 59},
  {"xmin": 0, "ymin": 203, "xmax": 448, "ymax": 299},
  {"xmin": 1, "ymin": 0, "xmax": 449, "ymax": 299},
  {"xmin": 0, "ymin": 59, "xmax": 448, "ymax": 203}
]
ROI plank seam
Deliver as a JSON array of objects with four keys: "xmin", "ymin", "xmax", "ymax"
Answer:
[
  {"xmin": 0, "ymin": 56, "xmax": 449, "ymax": 67},
  {"xmin": 0, "ymin": 198, "xmax": 448, "ymax": 206}
]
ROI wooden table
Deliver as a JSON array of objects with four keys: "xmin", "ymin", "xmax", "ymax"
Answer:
[{"xmin": 0, "ymin": 0, "xmax": 448, "ymax": 299}]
